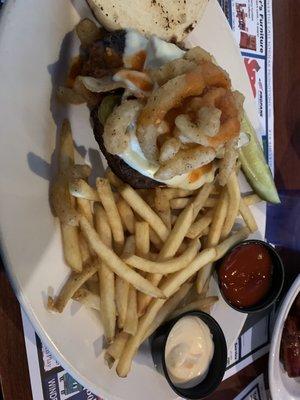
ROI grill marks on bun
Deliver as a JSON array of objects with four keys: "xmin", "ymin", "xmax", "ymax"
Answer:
[{"xmin": 86, "ymin": 0, "xmax": 209, "ymax": 42}]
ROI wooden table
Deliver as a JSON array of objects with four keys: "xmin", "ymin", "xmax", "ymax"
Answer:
[{"xmin": 0, "ymin": 1, "xmax": 300, "ymax": 399}]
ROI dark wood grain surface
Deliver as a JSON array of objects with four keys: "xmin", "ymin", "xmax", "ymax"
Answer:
[
  {"xmin": 0, "ymin": 1, "xmax": 299, "ymax": 399},
  {"xmin": 0, "ymin": 262, "xmax": 32, "ymax": 400}
]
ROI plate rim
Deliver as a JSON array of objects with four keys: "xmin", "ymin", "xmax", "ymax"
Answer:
[{"xmin": 268, "ymin": 274, "xmax": 300, "ymax": 400}]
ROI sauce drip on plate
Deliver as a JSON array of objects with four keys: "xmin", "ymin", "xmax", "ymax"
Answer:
[{"xmin": 218, "ymin": 243, "xmax": 273, "ymax": 308}]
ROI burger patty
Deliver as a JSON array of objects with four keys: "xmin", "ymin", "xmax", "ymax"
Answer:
[{"xmin": 90, "ymin": 108, "xmax": 163, "ymax": 189}]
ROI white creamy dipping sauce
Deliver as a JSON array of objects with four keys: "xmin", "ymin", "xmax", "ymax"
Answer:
[{"xmin": 165, "ymin": 316, "xmax": 214, "ymax": 388}]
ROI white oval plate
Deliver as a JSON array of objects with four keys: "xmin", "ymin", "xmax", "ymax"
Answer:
[
  {"xmin": 269, "ymin": 275, "xmax": 300, "ymax": 400},
  {"xmin": 0, "ymin": 0, "xmax": 265, "ymax": 398}
]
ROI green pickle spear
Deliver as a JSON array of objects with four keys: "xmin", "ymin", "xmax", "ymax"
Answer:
[
  {"xmin": 98, "ymin": 95, "xmax": 121, "ymax": 126},
  {"xmin": 239, "ymin": 115, "xmax": 280, "ymax": 204}
]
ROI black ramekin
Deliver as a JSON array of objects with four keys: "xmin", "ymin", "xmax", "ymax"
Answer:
[
  {"xmin": 150, "ymin": 311, "xmax": 227, "ymax": 399},
  {"xmin": 217, "ymin": 239, "xmax": 285, "ymax": 314}
]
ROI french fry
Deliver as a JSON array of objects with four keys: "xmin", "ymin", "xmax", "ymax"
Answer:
[
  {"xmin": 135, "ymin": 222, "xmax": 150, "ymax": 256},
  {"xmin": 161, "ymin": 248, "xmax": 217, "ymax": 297},
  {"xmin": 77, "ymin": 197, "xmax": 93, "ymax": 225},
  {"xmin": 167, "ymin": 296, "xmax": 218, "ymax": 320},
  {"xmin": 149, "ymin": 228, "xmax": 163, "ymax": 250},
  {"xmin": 196, "ymin": 189, "xmax": 228, "ymax": 293},
  {"xmin": 221, "ymin": 172, "xmax": 241, "ymax": 239},
  {"xmin": 105, "ymin": 168, "xmax": 123, "ymax": 188},
  {"xmin": 118, "ymin": 184, "xmax": 169, "ymax": 241},
  {"xmin": 117, "ymin": 199, "xmax": 135, "ymax": 234},
  {"xmin": 69, "ymin": 178, "xmax": 98, "ymax": 201},
  {"xmin": 115, "ymin": 278, "xmax": 129, "ymax": 329},
  {"xmin": 154, "ymin": 188, "xmax": 170, "ymax": 212},
  {"xmin": 207, "ymin": 190, "xmax": 229, "ymax": 247},
  {"xmin": 171, "ymin": 214, "xmax": 177, "ymax": 226},
  {"xmin": 51, "ymin": 258, "xmax": 100, "ymax": 313},
  {"xmin": 124, "ymin": 239, "xmax": 200, "ymax": 274},
  {"xmin": 104, "ymin": 331, "xmax": 129, "ymax": 368},
  {"xmin": 165, "ymin": 188, "xmax": 194, "ymax": 198},
  {"xmin": 177, "ymin": 241, "xmax": 188, "ymax": 255},
  {"xmin": 87, "ymin": 273, "xmax": 98, "ymax": 282},
  {"xmin": 96, "ymin": 178, "xmax": 124, "ymax": 252},
  {"xmin": 138, "ymin": 204, "xmax": 194, "ymax": 315},
  {"xmin": 79, "ymin": 216, "xmax": 164, "ymax": 298},
  {"xmin": 116, "ymin": 247, "xmax": 216, "ymax": 377},
  {"xmin": 185, "ymin": 194, "xmax": 259, "ymax": 240},
  {"xmin": 186, "ymin": 210, "xmax": 214, "ymax": 239},
  {"xmin": 170, "ymin": 197, "xmax": 218, "ymax": 210},
  {"xmin": 72, "ymin": 287, "xmax": 101, "ymax": 311},
  {"xmin": 192, "ymin": 182, "xmax": 215, "ymax": 219},
  {"xmin": 143, "ymin": 190, "xmax": 156, "ymax": 209},
  {"xmin": 158, "ymin": 204, "xmax": 194, "ymax": 260},
  {"xmin": 116, "ymin": 236, "xmax": 135, "ymax": 329},
  {"xmin": 134, "ymin": 221, "xmax": 149, "ymax": 315},
  {"xmin": 239, "ymin": 198, "xmax": 258, "ymax": 233},
  {"xmin": 123, "ymin": 285, "xmax": 138, "ymax": 335},
  {"xmin": 61, "ymin": 223, "xmax": 82, "ymax": 272},
  {"xmin": 157, "ymin": 208, "xmax": 172, "ymax": 231},
  {"xmin": 94, "ymin": 203, "xmax": 111, "ymax": 245},
  {"xmin": 78, "ymin": 233, "xmax": 90, "ymax": 264},
  {"xmin": 170, "ymin": 197, "xmax": 190, "ymax": 209},
  {"xmin": 198, "ymin": 276, "xmax": 210, "ymax": 298},
  {"xmin": 85, "ymin": 278, "xmax": 100, "ymax": 295},
  {"xmin": 214, "ymin": 226, "xmax": 250, "ymax": 261},
  {"xmin": 59, "ymin": 119, "xmax": 74, "ymax": 173},
  {"xmin": 120, "ymin": 235, "xmax": 136, "ymax": 259},
  {"xmin": 201, "ymin": 227, "xmax": 209, "ymax": 237},
  {"xmin": 243, "ymin": 193, "xmax": 262, "ymax": 206},
  {"xmin": 50, "ymin": 176, "xmax": 78, "ymax": 226},
  {"xmin": 155, "ymin": 188, "xmax": 194, "ymax": 212},
  {"xmin": 95, "ymin": 204, "xmax": 116, "ymax": 343},
  {"xmin": 67, "ymin": 164, "xmax": 92, "ymax": 180},
  {"xmin": 143, "ymin": 283, "xmax": 192, "ymax": 341}
]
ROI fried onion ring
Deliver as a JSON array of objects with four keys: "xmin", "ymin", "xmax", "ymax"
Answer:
[
  {"xmin": 154, "ymin": 145, "xmax": 216, "ymax": 180},
  {"xmin": 148, "ymin": 59, "xmax": 197, "ymax": 86},
  {"xmin": 175, "ymin": 106, "xmax": 221, "ymax": 145},
  {"xmin": 139, "ymin": 121, "xmax": 170, "ymax": 162},
  {"xmin": 137, "ymin": 62, "xmax": 231, "ymax": 161},
  {"xmin": 184, "ymin": 46, "xmax": 213, "ymax": 64},
  {"xmin": 218, "ymin": 139, "xmax": 238, "ymax": 186},
  {"xmin": 186, "ymin": 87, "xmax": 227, "ymax": 112},
  {"xmin": 210, "ymin": 118, "xmax": 241, "ymax": 148},
  {"xmin": 159, "ymin": 138, "xmax": 181, "ymax": 164},
  {"xmin": 103, "ymin": 100, "xmax": 142, "ymax": 155}
]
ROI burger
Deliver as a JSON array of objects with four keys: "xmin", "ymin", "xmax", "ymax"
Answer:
[{"xmin": 58, "ymin": 0, "xmax": 279, "ymax": 203}]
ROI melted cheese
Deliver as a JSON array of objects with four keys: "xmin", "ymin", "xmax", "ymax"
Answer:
[{"xmin": 144, "ymin": 35, "xmax": 185, "ymax": 69}]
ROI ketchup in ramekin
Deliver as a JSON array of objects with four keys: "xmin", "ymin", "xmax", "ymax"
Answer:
[
  {"xmin": 218, "ymin": 241, "xmax": 275, "ymax": 309},
  {"xmin": 219, "ymin": 242, "xmax": 272, "ymax": 308}
]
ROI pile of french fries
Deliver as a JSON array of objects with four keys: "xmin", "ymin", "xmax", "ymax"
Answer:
[{"xmin": 49, "ymin": 119, "xmax": 261, "ymax": 377}]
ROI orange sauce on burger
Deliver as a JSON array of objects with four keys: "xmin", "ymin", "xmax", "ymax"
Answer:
[
  {"xmin": 188, "ymin": 163, "xmax": 213, "ymax": 183},
  {"xmin": 124, "ymin": 50, "xmax": 147, "ymax": 71},
  {"xmin": 115, "ymin": 70, "xmax": 153, "ymax": 92}
]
